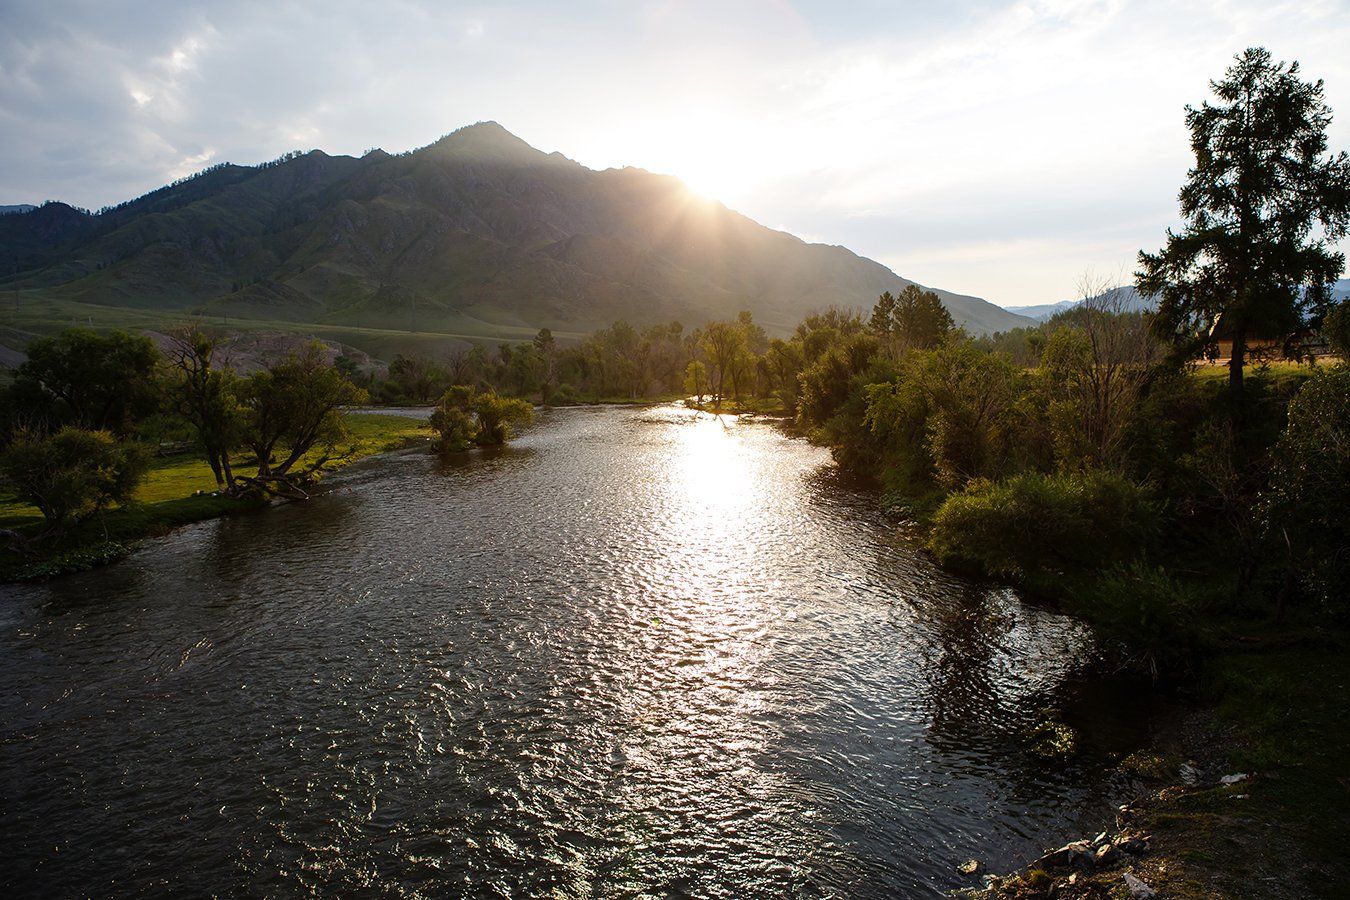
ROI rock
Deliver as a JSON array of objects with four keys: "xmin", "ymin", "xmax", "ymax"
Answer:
[
  {"xmin": 1094, "ymin": 843, "xmax": 1121, "ymax": 866},
  {"xmin": 1116, "ymin": 835, "xmax": 1149, "ymax": 855},
  {"xmin": 1220, "ymin": 772, "xmax": 1250, "ymax": 785},
  {"xmin": 1179, "ymin": 762, "xmax": 1200, "ymax": 785},
  {"xmin": 958, "ymin": 859, "xmax": 980, "ymax": 875},
  {"xmin": 1034, "ymin": 839, "xmax": 1094, "ymax": 870},
  {"xmin": 1092, "ymin": 830, "xmax": 1109, "ymax": 847},
  {"xmin": 1123, "ymin": 871, "xmax": 1157, "ymax": 898}
]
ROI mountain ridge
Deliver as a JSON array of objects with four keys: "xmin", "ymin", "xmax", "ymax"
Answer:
[{"xmin": 0, "ymin": 122, "xmax": 1033, "ymax": 339}]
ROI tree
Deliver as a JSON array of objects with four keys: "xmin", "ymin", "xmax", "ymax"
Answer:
[
  {"xmin": 0, "ymin": 427, "xmax": 147, "ymax": 535},
  {"xmin": 1137, "ymin": 47, "xmax": 1350, "ymax": 401},
  {"xmin": 1260, "ymin": 367, "xmax": 1350, "ymax": 619},
  {"xmin": 235, "ymin": 344, "xmax": 367, "ymax": 496},
  {"xmin": 428, "ymin": 386, "xmax": 533, "ymax": 450},
  {"xmin": 1323, "ymin": 300, "xmax": 1350, "ymax": 358},
  {"xmin": 905, "ymin": 341, "xmax": 1022, "ymax": 488},
  {"xmin": 386, "ymin": 355, "xmax": 446, "ymax": 404},
  {"xmin": 869, "ymin": 287, "xmax": 954, "ymax": 356},
  {"xmin": 533, "ymin": 328, "xmax": 558, "ymax": 402},
  {"xmin": 1040, "ymin": 276, "xmax": 1161, "ymax": 470},
  {"xmin": 683, "ymin": 360, "xmax": 708, "ymax": 404},
  {"xmin": 12, "ymin": 329, "xmax": 160, "ymax": 434},
  {"xmin": 701, "ymin": 320, "xmax": 746, "ymax": 408},
  {"xmin": 473, "ymin": 391, "xmax": 534, "ymax": 446},
  {"xmin": 765, "ymin": 339, "xmax": 805, "ymax": 414},
  {"xmin": 165, "ymin": 327, "xmax": 243, "ymax": 490},
  {"xmin": 894, "ymin": 285, "xmax": 955, "ymax": 352},
  {"xmin": 429, "ymin": 386, "xmax": 479, "ymax": 452}
]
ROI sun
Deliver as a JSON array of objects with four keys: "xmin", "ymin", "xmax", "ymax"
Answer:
[{"xmin": 676, "ymin": 161, "xmax": 742, "ymax": 205}]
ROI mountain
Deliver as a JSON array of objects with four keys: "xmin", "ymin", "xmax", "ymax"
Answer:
[
  {"xmin": 0, "ymin": 123, "xmax": 1031, "ymax": 343},
  {"xmin": 1003, "ymin": 299, "xmax": 1079, "ymax": 320},
  {"xmin": 1007, "ymin": 286, "xmax": 1157, "ymax": 321},
  {"xmin": 0, "ymin": 205, "xmax": 36, "ymax": 216},
  {"xmin": 1015, "ymin": 280, "xmax": 1350, "ymax": 323}
]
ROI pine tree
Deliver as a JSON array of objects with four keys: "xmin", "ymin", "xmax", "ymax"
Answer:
[{"xmin": 1137, "ymin": 47, "xmax": 1350, "ymax": 400}]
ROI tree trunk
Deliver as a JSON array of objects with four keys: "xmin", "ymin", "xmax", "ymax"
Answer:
[{"xmin": 1228, "ymin": 327, "xmax": 1246, "ymax": 404}]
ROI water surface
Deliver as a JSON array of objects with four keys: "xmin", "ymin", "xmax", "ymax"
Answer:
[{"xmin": 0, "ymin": 405, "xmax": 1137, "ymax": 897}]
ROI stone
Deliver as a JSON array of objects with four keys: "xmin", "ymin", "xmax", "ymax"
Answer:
[
  {"xmin": 1220, "ymin": 772, "xmax": 1250, "ymax": 785},
  {"xmin": 1094, "ymin": 843, "xmax": 1121, "ymax": 866},
  {"xmin": 1179, "ymin": 762, "xmax": 1200, "ymax": 785},
  {"xmin": 1116, "ymin": 835, "xmax": 1149, "ymax": 854},
  {"xmin": 1035, "ymin": 840, "xmax": 1094, "ymax": 870},
  {"xmin": 1123, "ymin": 871, "xmax": 1157, "ymax": 898}
]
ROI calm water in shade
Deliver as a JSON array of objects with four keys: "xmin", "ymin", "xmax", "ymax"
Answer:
[{"xmin": 0, "ymin": 406, "xmax": 1142, "ymax": 897}]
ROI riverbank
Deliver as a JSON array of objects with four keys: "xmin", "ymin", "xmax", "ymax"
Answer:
[
  {"xmin": 963, "ymin": 631, "xmax": 1350, "ymax": 898},
  {"xmin": 0, "ymin": 412, "xmax": 430, "ymax": 582},
  {"xmin": 776, "ymin": 357, "xmax": 1349, "ymax": 897},
  {"xmin": 808, "ymin": 457, "xmax": 1349, "ymax": 890}
]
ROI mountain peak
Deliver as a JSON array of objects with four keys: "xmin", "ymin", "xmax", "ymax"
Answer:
[{"xmin": 425, "ymin": 121, "xmax": 542, "ymax": 159}]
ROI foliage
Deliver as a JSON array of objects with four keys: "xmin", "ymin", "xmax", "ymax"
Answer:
[
  {"xmin": 0, "ymin": 427, "xmax": 147, "ymax": 533},
  {"xmin": 1137, "ymin": 47, "xmax": 1350, "ymax": 398},
  {"xmin": 1039, "ymin": 283, "xmax": 1160, "ymax": 470},
  {"xmin": 903, "ymin": 341, "xmax": 1026, "ymax": 488},
  {"xmin": 683, "ymin": 360, "xmax": 708, "ymax": 403},
  {"xmin": 429, "ymin": 386, "xmax": 534, "ymax": 451},
  {"xmin": 165, "ymin": 327, "xmax": 244, "ymax": 489},
  {"xmin": 1259, "ymin": 366, "xmax": 1350, "ymax": 616},
  {"xmin": 927, "ymin": 470, "xmax": 1159, "ymax": 579},
  {"xmin": 3, "ymin": 328, "xmax": 159, "ymax": 436},
  {"xmin": 869, "ymin": 285, "xmax": 956, "ymax": 354},
  {"xmin": 1323, "ymin": 300, "xmax": 1350, "ymax": 358},
  {"xmin": 237, "ymin": 343, "xmax": 368, "ymax": 487},
  {"xmin": 796, "ymin": 333, "xmax": 880, "ymax": 432},
  {"xmin": 1088, "ymin": 564, "xmax": 1201, "ymax": 679},
  {"xmin": 12, "ymin": 541, "xmax": 135, "ymax": 582}
]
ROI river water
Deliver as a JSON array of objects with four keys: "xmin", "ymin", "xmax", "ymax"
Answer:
[{"xmin": 0, "ymin": 405, "xmax": 1142, "ymax": 897}]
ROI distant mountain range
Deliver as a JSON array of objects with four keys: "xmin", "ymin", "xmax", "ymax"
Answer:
[
  {"xmin": 0, "ymin": 122, "xmax": 1031, "ymax": 341},
  {"xmin": 1007, "ymin": 280, "xmax": 1350, "ymax": 322},
  {"xmin": 0, "ymin": 205, "xmax": 36, "ymax": 216},
  {"xmin": 1005, "ymin": 286, "xmax": 1157, "ymax": 321}
]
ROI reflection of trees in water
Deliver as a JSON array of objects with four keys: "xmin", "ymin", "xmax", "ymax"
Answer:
[
  {"xmin": 916, "ymin": 585, "xmax": 1030, "ymax": 755},
  {"xmin": 432, "ymin": 444, "xmax": 538, "ymax": 480},
  {"xmin": 912, "ymin": 577, "xmax": 1150, "ymax": 812}
]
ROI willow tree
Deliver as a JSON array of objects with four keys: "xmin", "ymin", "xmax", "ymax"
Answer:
[{"xmin": 1137, "ymin": 47, "xmax": 1350, "ymax": 400}]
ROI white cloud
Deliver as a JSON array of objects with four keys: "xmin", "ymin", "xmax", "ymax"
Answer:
[{"xmin": 0, "ymin": 0, "xmax": 1347, "ymax": 304}]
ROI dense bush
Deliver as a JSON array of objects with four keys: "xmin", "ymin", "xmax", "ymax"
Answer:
[
  {"xmin": 1260, "ymin": 366, "xmax": 1350, "ymax": 616},
  {"xmin": 429, "ymin": 386, "xmax": 534, "ymax": 451},
  {"xmin": 0, "ymin": 427, "xmax": 148, "ymax": 533},
  {"xmin": 927, "ymin": 470, "xmax": 1159, "ymax": 579},
  {"xmin": 1089, "ymin": 564, "xmax": 1200, "ymax": 679}
]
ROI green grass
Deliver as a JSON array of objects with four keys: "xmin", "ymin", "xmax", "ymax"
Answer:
[
  {"xmin": 0, "ymin": 412, "xmax": 430, "ymax": 580},
  {"xmin": 0, "ymin": 295, "xmax": 586, "ymax": 360},
  {"xmin": 1132, "ymin": 639, "xmax": 1350, "ymax": 897}
]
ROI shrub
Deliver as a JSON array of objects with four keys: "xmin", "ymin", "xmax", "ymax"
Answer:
[
  {"xmin": 1259, "ymin": 366, "xmax": 1350, "ymax": 616},
  {"xmin": 429, "ymin": 386, "xmax": 534, "ymax": 451},
  {"xmin": 927, "ymin": 470, "xmax": 1159, "ymax": 579},
  {"xmin": 0, "ymin": 427, "xmax": 148, "ymax": 533},
  {"xmin": 1089, "ymin": 563, "xmax": 1200, "ymax": 679}
]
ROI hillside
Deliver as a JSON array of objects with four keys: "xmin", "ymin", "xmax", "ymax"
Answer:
[{"xmin": 0, "ymin": 123, "xmax": 1030, "ymax": 346}]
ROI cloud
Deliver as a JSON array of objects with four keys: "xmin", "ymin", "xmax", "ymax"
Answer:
[{"xmin": 0, "ymin": 0, "xmax": 1347, "ymax": 304}]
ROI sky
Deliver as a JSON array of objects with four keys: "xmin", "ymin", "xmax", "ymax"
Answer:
[{"xmin": 2, "ymin": 0, "xmax": 1349, "ymax": 308}]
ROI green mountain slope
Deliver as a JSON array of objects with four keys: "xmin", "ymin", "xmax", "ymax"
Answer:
[{"xmin": 0, "ymin": 122, "xmax": 1031, "ymax": 339}]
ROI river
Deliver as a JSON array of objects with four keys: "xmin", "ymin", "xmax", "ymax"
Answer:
[{"xmin": 0, "ymin": 405, "xmax": 1144, "ymax": 897}]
